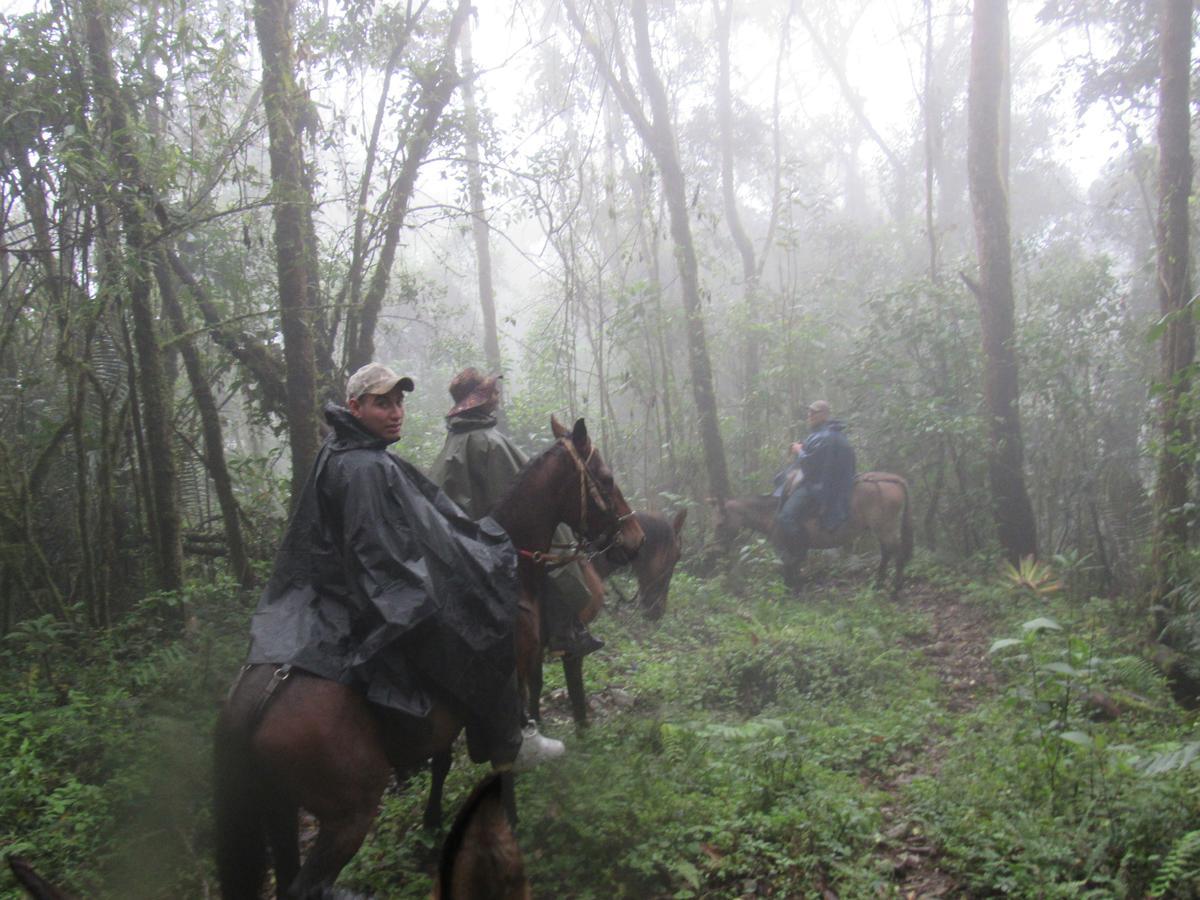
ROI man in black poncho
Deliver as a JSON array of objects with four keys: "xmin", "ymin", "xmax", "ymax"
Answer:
[
  {"xmin": 246, "ymin": 362, "xmax": 563, "ymax": 769},
  {"xmin": 773, "ymin": 400, "xmax": 857, "ymax": 558}
]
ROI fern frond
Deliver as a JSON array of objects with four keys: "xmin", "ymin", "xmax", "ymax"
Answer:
[
  {"xmin": 1108, "ymin": 655, "xmax": 1170, "ymax": 697},
  {"xmin": 1135, "ymin": 742, "xmax": 1200, "ymax": 777},
  {"xmin": 1151, "ymin": 829, "xmax": 1200, "ymax": 897}
]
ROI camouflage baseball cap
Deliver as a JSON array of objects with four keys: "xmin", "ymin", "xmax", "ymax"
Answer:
[{"xmin": 346, "ymin": 362, "xmax": 414, "ymax": 403}]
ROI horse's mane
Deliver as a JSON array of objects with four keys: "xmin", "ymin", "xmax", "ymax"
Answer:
[
  {"xmin": 490, "ymin": 441, "xmax": 564, "ymax": 516},
  {"xmin": 636, "ymin": 511, "xmax": 674, "ymax": 546}
]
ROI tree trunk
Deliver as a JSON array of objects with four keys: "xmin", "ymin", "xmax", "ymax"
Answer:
[
  {"xmin": 349, "ymin": 0, "xmax": 472, "ymax": 372},
  {"xmin": 566, "ymin": 0, "xmax": 731, "ymax": 507},
  {"xmin": 253, "ymin": 0, "xmax": 321, "ymax": 505},
  {"xmin": 156, "ymin": 255, "xmax": 256, "ymax": 588},
  {"xmin": 966, "ymin": 0, "xmax": 1037, "ymax": 563},
  {"xmin": 83, "ymin": 0, "xmax": 184, "ymax": 593},
  {"xmin": 460, "ymin": 19, "xmax": 503, "ymax": 378},
  {"xmin": 715, "ymin": 0, "xmax": 762, "ymax": 484},
  {"xmin": 1151, "ymin": 0, "xmax": 1195, "ymax": 614},
  {"xmin": 924, "ymin": 0, "xmax": 941, "ymax": 282}
]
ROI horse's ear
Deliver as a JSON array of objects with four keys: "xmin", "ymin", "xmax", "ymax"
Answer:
[
  {"xmin": 672, "ymin": 509, "xmax": 688, "ymax": 533},
  {"xmin": 571, "ymin": 418, "xmax": 589, "ymax": 450},
  {"xmin": 550, "ymin": 415, "xmax": 568, "ymax": 440},
  {"xmin": 436, "ymin": 774, "xmax": 529, "ymax": 900}
]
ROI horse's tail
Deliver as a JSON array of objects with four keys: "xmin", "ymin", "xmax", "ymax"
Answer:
[
  {"xmin": 898, "ymin": 479, "xmax": 914, "ymax": 566},
  {"xmin": 213, "ymin": 703, "xmax": 268, "ymax": 900}
]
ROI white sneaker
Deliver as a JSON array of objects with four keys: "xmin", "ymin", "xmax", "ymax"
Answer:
[{"xmin": 513, "ymin": 722, "xmax": 566, "ymax": 771}]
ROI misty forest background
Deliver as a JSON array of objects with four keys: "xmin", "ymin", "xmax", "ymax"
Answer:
[{"xmin": 4, "ymin": 0, "xmax": 1200, "ymax": 896}]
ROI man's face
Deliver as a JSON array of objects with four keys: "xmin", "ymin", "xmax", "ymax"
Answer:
[
  {"xmin": 350, "ymin": 389, "xmax": 406, "ymax": 441},
  {"xmin": 807, "ymin": 408, "xmax": 828, "ymax": 430}
]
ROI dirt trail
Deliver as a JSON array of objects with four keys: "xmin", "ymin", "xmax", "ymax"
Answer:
[
  {"xmin": 872, "ymin": 581, "xmax": 1000, "ymax": 898},
  {"xmin": 545, "ymin": 574, "xmax": 1004, "ymax": 898}
]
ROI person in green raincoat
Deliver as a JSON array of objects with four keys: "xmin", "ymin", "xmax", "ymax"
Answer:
[{"xmin": 430, "ymin": 368, "xmax": 605, "ymax": 659}]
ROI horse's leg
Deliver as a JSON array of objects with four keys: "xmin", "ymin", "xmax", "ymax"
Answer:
[
  {"xmin": 287, "ymin": 803, "xmax": 382, "ymax": 900},
  {"xmin": 264, "ymin": 799, "xmax": 300, "ymax": 900},
  {"xmin": 875, "ymin": 545, "xmax": 891, "ymax": 589},
  {"xmin": 527, "ymin": 651, "xmax": 544, "ymax": 724},
  {"xmin": 563, "ymin": 654, "xmax": 588, "ymax": 727},
  {"xmin": 892, "ymin": 548, "xmax": 906, "ymax": 600},
  {"xmin": 424, "ymin": 749, "xmax": 453, "ymax": 831},
  {"xmin": 257, "ymin": 678, "xmax": 391, "ymax": 899}
]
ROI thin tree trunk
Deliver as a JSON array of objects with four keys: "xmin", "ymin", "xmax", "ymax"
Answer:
[
  {"xmin": 157, "ymin": 255, "xmax": 256, "ymax": 588},
  {"xmin": 349, "ymin": 0, "xmax": 471, "ymax": 371},
  {"xmin": 924, "ymin": 0, "xmax": 941, "ymax": 281},
  {"xmin": 566, "ymin": 0, "xmax": 731, "ymax": 506},
  {"xmin": 344, "ymin": 33, "xmax": 410, "ymax": 372},
  {"xmin": 1151, "ymin": 0, "xmax": 1195, "ymax": 614},
  {"xmin": 966, "ymin": 0, "xmax": 1037, "ymax": 563},
  {"xmin": 715, "ymin": 0, "xmax": 761, "ymax": 484},
  {"xmin": 460, "ymin": 19, "xmax": 503, "ymax": 377},
  {"xmin": 83, "ymin": 0, "xmax": 183, "ymax": 593},
  {"xmin": 254, "ymin": 0, "xmax": 321, "ymax": 505}
]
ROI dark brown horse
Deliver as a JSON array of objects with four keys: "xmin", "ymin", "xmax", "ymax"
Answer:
[
  {"xmin": 422, "ymin": 419, "xmax": 646, "ymax": 829},
  {"xmin": 715, "ymin": 472, "xmax": 912, "ymax": 597},
  {"xmin": 214, "ymin": 417, "xmax": 643, "ymax": 899},
  {"xmin": 592, "ymin": 509, "xmax": 688, "ymax": 622},
  {"xmin": 531, "ymin": 508, "xmax": 687, "ymax": 728},
  {"xmin": 423, "ymin": 510, "xmax": 684, "ymax": 830},
  {"xmin": 422, "ymin": 511, "xmax": 687, "ymax": 831}
]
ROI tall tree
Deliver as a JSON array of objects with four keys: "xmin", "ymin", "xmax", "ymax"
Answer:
[
  {"xmin": 966, "ymin": 0, "xmax": 1037, "ymax": 562},
  {"xmin": 1150, "ymin": 0, "xmax": 1195, "ymax": 613},
  {"xmin": 346, "ymin": 0, "xmax": 472, "ymax": 373},
  {"xmin": 83, "ymin": 0, "xmax": 184, "ymax": 592},
  {"xmin": 714, "ymin": 0, "xmax": 762, "ymax": 482},
  {"xmin": 460, "ymin": 17, "xmax": 503, "ymax": 379},
  {"xmin": 565, "ymin": 0, "xmax": 732, "ymax": 507},
  {"xmin": 253, "ymin": 0, "xmax": 321, "ymax": 505}
]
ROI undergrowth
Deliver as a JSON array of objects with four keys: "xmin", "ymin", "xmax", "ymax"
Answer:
[{"xmin": 2, "ymin": 556, "xmax": 1199, "ymax": 898}]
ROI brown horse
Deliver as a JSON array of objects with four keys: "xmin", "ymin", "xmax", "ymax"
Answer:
[
  {"xmin": 422, "ymin": 420, "xmax": 646, "ymax": 830},
  {"xmin": 214, "ymin": 417, "xmax": 643, "ymax": 899},
  {"xmin": 534, "ymin": 509, "xmax": 687, "ymax": 729},
  {"xmin": 715, "ymin": 472, "xmax": 913, "ymax": 597},
  {"xmin": 434, "ymin": 773, "xmax": 531, "ymax": 900},
  {"xmin": 9, "ymin": 774, "xmax": 528, "ymax": 900},
  {"xmin": 592, "ymin": 509, "xmax": 688, "ymax": 622},
  {"xmin": 422, "ymin": 511, "xmax": 687, "ymax": 831}
]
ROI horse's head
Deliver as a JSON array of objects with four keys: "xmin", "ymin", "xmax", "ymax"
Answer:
[
  {"xmin": 709, "ymin": 495, "xmax": 777, "ymax": 536},
  {"xmin": 631, "ymin": 509, "xmax": 686, "ymax": 621},
  {"xmin": 550, "ymin": 415, "xmax": 645, "ymax": 558},
  {"xmin": 435, "ymin": 773, "xmax": 530, "ymax": 900},
  {"xmin": 708, "ymin": 496, "xmax": 735, "ymax": 532}
]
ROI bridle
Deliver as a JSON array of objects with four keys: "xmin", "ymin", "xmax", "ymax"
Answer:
[{"xmin": 517, "ymin": 437, "xmax": 634, "ymax": 568}]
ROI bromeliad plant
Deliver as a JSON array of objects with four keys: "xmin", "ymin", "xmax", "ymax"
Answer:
[{"xmin": 988, "ymin": 558, "xmax": 1111, "ymax": 804}]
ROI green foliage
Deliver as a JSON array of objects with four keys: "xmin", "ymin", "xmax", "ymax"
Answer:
[
  {"xmin": 1151, "ymin": 829, "xmax": 1200, "ymax": 898},
  {"xmin": 3, "ymin": 558, "xmax": 1198, "ymax": 899},
  {"xmin": 0, "ymin": 577, "xmax": 252, "ymax": 899}
]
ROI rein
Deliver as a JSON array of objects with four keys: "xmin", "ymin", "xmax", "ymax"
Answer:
[{"xmin": 515, "ymin": 438, "xmax": 631, "ymax": 568}]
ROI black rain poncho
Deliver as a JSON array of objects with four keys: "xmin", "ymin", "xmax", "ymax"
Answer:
[{"xmin": 246, "ymin": 405, "xmax": 521, "ymax": 745}]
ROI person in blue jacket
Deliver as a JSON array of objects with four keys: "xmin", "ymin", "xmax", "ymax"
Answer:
[{"xmin": 774, "ymin": 400, "xmax": 857, "ymax": 556}]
